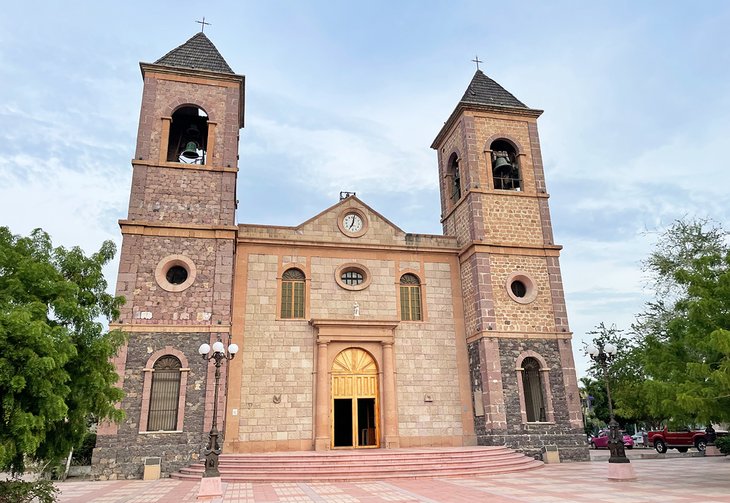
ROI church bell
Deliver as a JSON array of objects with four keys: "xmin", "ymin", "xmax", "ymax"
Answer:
[
  {"xmin": 492, "ymin": 154, "xmax": 512, "ymax": 171},
  {"xmin": 181, "ymin": 141, "xmax": 200, "ymax": 159}
]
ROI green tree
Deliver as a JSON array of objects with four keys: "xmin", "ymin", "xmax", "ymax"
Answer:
[
  {"xmin": 583, "ymin": 323, "xmax": 648, "ymax": 427},
  {"xmin": 634, "ymin": 219, "xmax": 730, "ymax": 425},
  {"xmin": 0, "ymin": 227, "xmax": 125, "ymax": 474},
  {"xmin": 579, "ymin": 376, "xmax": 608, "ymax": 435}
]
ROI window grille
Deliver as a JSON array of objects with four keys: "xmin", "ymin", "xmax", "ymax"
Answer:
[
  {"xmin": 341, "ymin": 270, "xmax": 364, "ymax": 286},
  {"xmin": 399, "ymin": 274, "xmax": 422, "ymax": 321},
  {"xmin": 147, "ymin": 356, "xmax": 182, "ymax": 431},
  {"xmin": 281, "ymin": 268, "xmax": 305, "ymax": 318},
  {"xmin": 522, "ymin": 357, "xmax": 546, "ymax": 422}
]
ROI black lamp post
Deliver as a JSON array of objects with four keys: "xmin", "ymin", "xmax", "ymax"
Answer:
[
  {"xmin": 198, "ymin": 339, "xmax": 238, "ymax": 478},
  {"xmin": 587, "ymin": 342, "xmax": 630, "ymax": 465}
]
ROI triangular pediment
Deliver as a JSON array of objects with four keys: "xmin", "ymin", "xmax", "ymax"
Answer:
[{"xmin": 237, "ymin": 196, "xmax": 457, "ymax": 251}]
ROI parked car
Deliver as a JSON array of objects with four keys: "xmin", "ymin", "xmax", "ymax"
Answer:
[
  {"xmin": 631, "ymin": 431, "xmax": 645, "ymax": 446},
  {"xmin": 647, "ymin": 426, "xmax": 727, "ymax": 453},
  {"xmin": 589, "ymin": 429, "xmax": 634, "ymax": 449}
]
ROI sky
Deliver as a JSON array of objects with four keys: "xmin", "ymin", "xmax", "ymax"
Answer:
[{"xmin": 1, "ymin": 1, "xmax": 729, "ymax": 378}]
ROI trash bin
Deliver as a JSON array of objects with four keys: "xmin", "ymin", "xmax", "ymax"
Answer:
[
  {"xmin": 541, "ymin": 445, "xmax": 560, "ymax": 464},
  {"xmin": 143, "ymin": 457, "xmax": 161, "ymax": 480}
]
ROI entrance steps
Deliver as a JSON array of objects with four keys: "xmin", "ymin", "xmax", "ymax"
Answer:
[{"xmin": 171, "ymin": 446, "xmax": 543, "ymax": 482}]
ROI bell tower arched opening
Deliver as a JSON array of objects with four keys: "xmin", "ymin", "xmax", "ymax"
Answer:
[
  {"xmin": 490, "ymin": 139, "xmax": 520, "ymax": 191},
  {"xmin": 166, "ymin": 105, "xmax": 209, "ymax": 164}
]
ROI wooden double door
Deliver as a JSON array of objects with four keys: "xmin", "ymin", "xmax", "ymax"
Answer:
[{"xmin": 331, "ymin": 348, "xmax": 380, "ymax": 449}]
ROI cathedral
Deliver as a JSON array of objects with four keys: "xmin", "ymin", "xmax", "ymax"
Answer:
[{"xmin": 92, "ymin": 32, "xmax": 588, "ymax": 479}]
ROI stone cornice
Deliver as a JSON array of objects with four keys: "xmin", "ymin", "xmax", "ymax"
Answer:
[
  {"xmin": 110, "ymin": 323, "xmax": 231, "ymax": 333},
  {"xmin": 459, "ymin": 242, "xmax": 562, "ymax": 262},
  {"xmin": 466, "ymin": 330, "xmax": 573, "ymax": 344},
  {"xmin": 131, "ymin": 159, "xmax": 238, "ymax": 173},
  {"xmin": 310, "ymin": 318, "xmax": 399, "ymax": 344},
  {"xmin": 119, "ymin": 220, "xmax": 237, "ymax": 239},
  {"xmin": 236, "ymin": 235, "xmax": 460, "ymax": 255}
]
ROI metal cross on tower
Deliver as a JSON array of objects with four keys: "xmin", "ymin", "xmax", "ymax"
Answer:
[
  {"xmin": 471, "ymin": 55, "xmax": 483, "ymax": 71},
  {"xmin": 196, "ymin": 17, "xmax": 211, "ymax": 33}
]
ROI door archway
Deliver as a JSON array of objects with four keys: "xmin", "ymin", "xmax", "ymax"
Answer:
[{"xmin": 331, "ymin": 348, "xmax": 380, "ymax": 449}]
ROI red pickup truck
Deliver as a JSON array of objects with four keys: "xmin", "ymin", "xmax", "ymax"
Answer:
[{"xmin": 647, "ymin": 427, "xmax": 715, "ymax": 453}]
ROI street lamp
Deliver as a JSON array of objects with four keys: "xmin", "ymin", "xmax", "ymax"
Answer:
[
  {"xmin": 198, "ymin": 339, "xmax": 238, "ymax": 478},
  {"xmin": 587, "ymin": 343, "xmax": 636, "ymax": 480}
]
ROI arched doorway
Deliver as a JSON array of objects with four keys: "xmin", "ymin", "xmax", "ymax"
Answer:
[{"xmin": 331, "ymin": 348, "xmax": 379, "ymax": 449}]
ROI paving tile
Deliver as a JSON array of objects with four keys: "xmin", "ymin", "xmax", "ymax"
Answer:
[{"xmin": 54, "ymin": 458, "xmax": 730, "ymax": 502}]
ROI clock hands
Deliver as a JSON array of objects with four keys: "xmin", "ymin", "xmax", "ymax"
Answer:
[{"xmin": 343, "ymin": 213, "xmax": 362, "ymax": 233}]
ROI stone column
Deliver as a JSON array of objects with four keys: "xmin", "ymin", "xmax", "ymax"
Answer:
[
  {"xmin": 382, "ymin": 342, "xmax": 399, "ymax": 448},
  {"xmin": 314, "ymin": 341, "xmax": 329, "ymax": 450}
]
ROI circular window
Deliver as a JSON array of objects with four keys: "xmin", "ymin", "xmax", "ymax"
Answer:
[
  {"xmin": 335, "ymin": 263, "xmax": 371, "ymax": 291},
  {"xmin": 166, "ymin": 265, "xmax": 189, "ymax": 285},
  {"xmin": 505, "ymin": 272, "xmax": 537, "ymax": 304},
  {"xmin": 510, "ymin": 280, "xmax": 527, "ymax": 298},
  {"xmin": 155, "ymin": 255, "xmax": 197, "ymax": 292}
]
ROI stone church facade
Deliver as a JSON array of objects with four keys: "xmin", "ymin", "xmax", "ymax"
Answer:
[{"xmin": 92, "ymin": 33, "xmax": 588, "ymax": 480}]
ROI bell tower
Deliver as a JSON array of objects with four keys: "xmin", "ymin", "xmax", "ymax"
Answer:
[
  {"xmin": 431, "ymin": 70, "xmax": 587, "ymax": 460},
  {"xmin": 92, "ymin": 33, "xmax": 245, "ymax": 479}
]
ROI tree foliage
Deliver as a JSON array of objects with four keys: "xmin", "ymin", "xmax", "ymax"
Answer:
[
  {"xmin": 0, "ymin": 227, "xmax": 125, "ymax": 473},
  {"xmin": 582, "ymin": 323, "xmax": 658, "ymax": 428},
  {"xmin": 632, "ymin": 219, "xmax": 730, "ymax": 425}
]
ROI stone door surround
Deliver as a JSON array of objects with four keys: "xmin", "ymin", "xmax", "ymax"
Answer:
[{"xmin": 309, "ymin": 319, "xmax": 400, "ymax": 451}]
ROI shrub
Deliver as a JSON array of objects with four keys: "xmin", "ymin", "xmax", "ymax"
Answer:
[
  {"xmin": 71, "ymin": 432, "xmax": 97, "ymax": 466},
  {"xmin": 0, "ymin": 479, "xmax": 58, "ymax": 503},
  {"xmin": 714, "ymin": 436, "xmax": 730, "ymax": 455}
]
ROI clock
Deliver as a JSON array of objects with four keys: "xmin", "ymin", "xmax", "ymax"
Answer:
[
  {"xmin": 342, "ymin": 213, "xmax": 363, "ymax": 233},
  {"xmin": 338, "ymin": 210, "xmax": 367, "ymax": 237}
]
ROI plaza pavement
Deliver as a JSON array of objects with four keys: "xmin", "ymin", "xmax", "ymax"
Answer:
[{"xmin": 55, "ymin": 455, "xmax": 729, "ymax": 503}]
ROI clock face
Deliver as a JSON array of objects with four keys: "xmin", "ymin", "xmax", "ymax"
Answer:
[{"xmin": 343, "ymin": 213, "xmax": 363, "ymax": 233}]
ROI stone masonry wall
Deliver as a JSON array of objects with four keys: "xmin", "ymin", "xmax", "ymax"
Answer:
[
  {"xmin": 238, "ymin": 254, "xmax": 315, "ymax": 445},
  {"xmin": 468, "ymin": 341, "xmax": 486, "ymax": 435},
  {"xmin": 128, "ymin": 166, "xmax": 236, "ymax": 225},
  {"xmin": 473, "ymin": 338, "xmax": 588, "ymax": 462},
  {"xmin": 234, "ymin": 234, "xmax": 466, "ymax": 449},
  {"xmin": 395, "ymin": 261, "xmax": 463, "ymax": 442},
  {"xmin": 489, "ymin": 254, "xmax": 555, "ymax": 334},
  {"xmin": 115, "ymin": 234, "xmax": 233, "ymax": 325},
  {"xmin": 482, "ymin": 195, "xmax": 544, "ymax": 247},
  {"xmin": 92, "ymin": 331, "xmax": 211, "ymax": 479}
]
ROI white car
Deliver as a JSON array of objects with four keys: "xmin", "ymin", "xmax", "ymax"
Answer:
[{"xmin": 631, "ymin": 432, "xmax": 645, "ymax": 446}]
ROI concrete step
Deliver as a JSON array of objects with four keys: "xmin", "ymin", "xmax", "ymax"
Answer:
[{"xmin": 170, "ymin": 446, "xmax": 543, "ymax": 482}]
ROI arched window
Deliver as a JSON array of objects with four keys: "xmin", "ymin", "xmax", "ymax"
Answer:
[
  {"xmin": 447, "ymin": 153, "xmax": 461, "ymax": 203},
  {"xmin": 490, "ymin": 139, "xmax": 520, "ymax": 191},
  {"xmin": 281, "ymin": 268, "xmax": 306, "ymax": 319},
  {"xmin": 147, "ymin": 355, "xmax": 182, "ymax": 431},
  {"xmin": 522, "ymin": 357, "xmax": 546, "ymax": 422},
  {"xmin": 399, "ymin": 273, "xmax": 422, "ymax": 321},
  {"xmin": 167, "ymin": 106, "xmax": 209, "ymax": 164}
]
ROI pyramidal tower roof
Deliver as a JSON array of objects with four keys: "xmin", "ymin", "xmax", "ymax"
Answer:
[
  {"xmin": 431, "ymin": 69, "xmax": 541, "ymax": 148},
  {"xmin": 459, "ymin": 70, "xmax": 526, "ymax": 108},
  {"xmin": 154, "ymin": 32, "xmax": 234, "ymax": 74}
]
